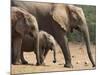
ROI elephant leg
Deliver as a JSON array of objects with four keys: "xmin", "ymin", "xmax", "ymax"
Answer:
[
  {"xmin": 40, "ymin": 54, "xmax": 45, "ymax": 65},
  {"xmin": 36, "ymin": 48, "xmax": 48, "ymax": 65},
  {"xmin": 39, "ymin": 49, "xmax": 46, "ymax": 65},
  {"xmin": 11, "ymin": 39, "xmax": 14, "ymax": 64},
  {"xmin": 40, "ymin": 49, "xmax": 49, "ymax": 64},
  {"xmin": 63, "ymin": 35, "xmax": 73, "ymax": 67},
  {"xmin": 12, "ymin": 37, "xmax": 22, "ymax": 64},
  {"xmin": 35, "ymin": 49, "xmax": 44, "ymax": 65},
  {"xmin": 34, "ymin": 33, "xmax": 41, "ymax": 65},
  {"xmin": 35, "ymin": 47, "xmax": 40, "ymax": 65},
  {"xmin": 21, "ymin": 51, "xmax": 28, "ymax": 64},
  {"xmin": 54, "ymin": 33, "xmax": 72, "ymax": 68}
]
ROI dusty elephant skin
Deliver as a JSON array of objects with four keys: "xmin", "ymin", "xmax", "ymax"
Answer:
[
  {"xmin": 12, "ymin": 0, "xmax": 95, "ymax": 67},
  {"xmin": 21, "ymin": 30, "xmax": 56, "ymax": 65},
  {"xmin": 11, "ymin": 7, "xmax": 40, "ymax": 65}
]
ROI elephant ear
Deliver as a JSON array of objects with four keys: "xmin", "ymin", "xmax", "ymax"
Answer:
[
  {"xmin": 15, "ymin": 11, "xmax": 25, "ymax": 36},
  {"xmin": 15, "ymin": 11, "xmax": 30, "ymax": 36},
  {"xmin": 68, "ymin": 5, "xmax": 85, "ymax": 25},
  {"xmin": 50, "ymin": 5, "xmax": 69, "ymax": 32}
]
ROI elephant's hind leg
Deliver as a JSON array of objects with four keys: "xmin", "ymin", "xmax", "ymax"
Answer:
[{"xmin": 13, "ymin": 36, "xmax": 22, "ymax": 65}]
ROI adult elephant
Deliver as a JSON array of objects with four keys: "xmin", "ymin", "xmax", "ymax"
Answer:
[
  {"xmin": 11, "ymin": 7, "xmax": 40, "ymax": 65},
  {"xmin": 12, "ymin": 0, "xmax": 95, "ymax": 67},
  {"xmin": 21, "ymin": 30, "xmax": 57, "ymax": 65}
]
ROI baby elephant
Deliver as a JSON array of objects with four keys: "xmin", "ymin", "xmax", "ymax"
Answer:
[{"xmin": 21, "ymin": 31, "xmax": 57, "ymax": 65}]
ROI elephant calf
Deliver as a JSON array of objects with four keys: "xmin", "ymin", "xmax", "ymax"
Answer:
[{"xmin": 21, "ymin": 30, "xmax": 57, "ymax": 65}]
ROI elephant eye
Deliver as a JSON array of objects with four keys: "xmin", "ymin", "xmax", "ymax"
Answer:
[
  {"xmin": 51, "ymin": 42, "xmax": 53, "ymax": 46},
  {"xmin": 47, "ymin": 37, "xmax": 51, "ymax": 41}
]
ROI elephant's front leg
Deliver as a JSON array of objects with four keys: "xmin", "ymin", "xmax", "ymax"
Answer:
[
  {"xmin": 39, "ymin": 49, "xmax": 46, "ymax": 65},
  {"xmin": 63, "ymin": 35, "xmax": 73, "ymax": 68},
  {"xmin": 55, "ymin": 33, "xmax": 73, "ymax": 68},
  {"xmin": 35, "ymin": 48, "xmax": 45, "ymax": 65},
  {"xmin": 35, "ymin": 45, "xmax": 41, "ymax": 65},
  {"xmin": 38, "ymin": 48, "xmax": 49, "ymax": 65},
  {"xmin": 33, "ymin": 32, "xmax": 41, "ymax": 65},
  {"xmin": 12, "ymin": 36, "xmax": 22, "ymax": 65}
]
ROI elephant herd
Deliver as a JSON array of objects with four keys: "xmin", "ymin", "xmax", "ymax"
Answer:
[{"xmin": 11, "ymin": 0, "xmax": 95, "ymax": 68}]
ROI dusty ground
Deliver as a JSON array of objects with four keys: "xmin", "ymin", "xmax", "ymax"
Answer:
[{"xmin": 11, "ymin": 42, "xmax": 96, "ymax": 74}]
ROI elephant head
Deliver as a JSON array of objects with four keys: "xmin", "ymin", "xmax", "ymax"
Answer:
[
  {"xmin": 51, "ymin": 5, "xmax": 95, "ymax": 67},
  {"xmin": 46, "ymin": 33, "xmax": 57, "ymax": 63}
]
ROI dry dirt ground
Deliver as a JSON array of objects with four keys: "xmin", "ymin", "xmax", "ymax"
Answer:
[{"xmin": 11, "ymin": 42, "xmax": 96, "ymax": 74}]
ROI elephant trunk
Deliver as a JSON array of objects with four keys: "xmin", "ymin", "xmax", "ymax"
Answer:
[
  {"xmin": 52, "ymin": 47, "xmax": 56, "ymax": 63},
  {"xmin": 35, "ymin": 32, "xmax": 41, "ymax": 65},
  {"xmin": 80, "ymin": 24, "xmax": 95, "ymax": 67},
  {"xmin": 32, "ymin": 30, "xmax": 40, "ymax": 65}
]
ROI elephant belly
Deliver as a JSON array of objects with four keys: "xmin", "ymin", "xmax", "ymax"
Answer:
[
  {"xmin": 22, "ymin": 35, "xmax": 34, "ymax": 52},
  {"xmin": 38, "ymin": 16, "xmax": 54, "ymax": 35},
  {"xmin": 38, "ymin": 15, "xmax": 65, "ymax": 38}
]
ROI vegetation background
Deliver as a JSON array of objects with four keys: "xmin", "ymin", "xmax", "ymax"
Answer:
[{"xmin": 68, "ymin": 5, "xmax": 96, "ymax": 44}]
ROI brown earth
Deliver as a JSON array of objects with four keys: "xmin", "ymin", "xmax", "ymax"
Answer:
[{"xmin": 11, "ymin": 42, "xmax": 96, "ymax": 74}]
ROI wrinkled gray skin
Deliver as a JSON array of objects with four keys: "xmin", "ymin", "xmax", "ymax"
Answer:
[
  {"xmin": 12, "ymin": 0, "xmax": 95, "ymax": 67},
  {"xmin": 21, "ymin": 31, "xmax": 56, "ymax": 65},
  {"xmin": 11, "ymin": 7, "xmax": 40, "ymax": 65}
]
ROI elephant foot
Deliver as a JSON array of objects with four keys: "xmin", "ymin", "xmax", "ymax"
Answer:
[
  {"xmin": 12, "ymin": 59, "xmax": 23, "ymax": 65},
  {"xmin": 64, "ymin": 63, "xmax": 73, "ymax": 68},
  {"xmin": 13, "ymin": 61, "xmax": 22, "ymax": 65},
  {"xmin": 53, "ymin": 60, "xmax": 56, "ymax": 63},
  {"xmin": 36, "ymin": 62, "xmax": 45, "ymax": 66},
  {"xmin": 40, "ymin": 62, "xmax": 46, "ymax": 66},
  {"xmin": 36, "ymin": 62, "xmax": 41, "ymax": 66},
  {"xmin": 92, "ymin": 64, "xmax": 96, "ymax": 67},
  {"xmin": 11, "ymin": 60, "xmax": 15, "ymax": 64}
]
